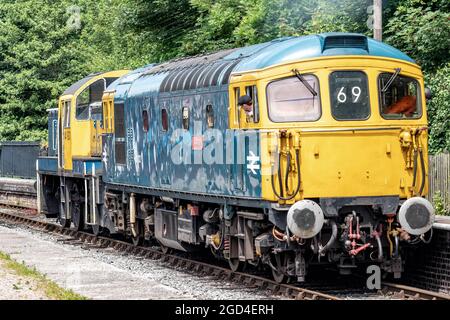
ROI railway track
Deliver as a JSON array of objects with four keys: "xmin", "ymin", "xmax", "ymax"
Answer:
[{"xmin": 0, "ymin": 190, "xmax": 449, "ymax": 301}]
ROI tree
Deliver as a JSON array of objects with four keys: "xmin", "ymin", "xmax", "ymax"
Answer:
[
  {"xmin": 425, "ymin": 64, "xmax": 450, "ymax": 153},
  {"xmin": 384, "ymin": 3, "xmax": 450, "ymax": 71},
  {"xmin": 0, "ymin": 0, "xmax": 88, "ymax": 141}
]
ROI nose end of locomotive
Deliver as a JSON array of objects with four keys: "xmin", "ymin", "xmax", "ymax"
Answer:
[
  {"xmin": 287, "ymin": 200, "xmax": 324, "ymax": 239},
  {"xmin": 398, "ymin": 197, "xmax": 435, "ymax": 236}
]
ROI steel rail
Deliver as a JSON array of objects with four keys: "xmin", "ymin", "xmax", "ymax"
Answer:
[
  {"xmin": 0, "ymin": 210, "xmax": 340, "ymax": 300},
  {"xmin": 1, "ymin": 190, "xmax": 449, "ymax": 301}
]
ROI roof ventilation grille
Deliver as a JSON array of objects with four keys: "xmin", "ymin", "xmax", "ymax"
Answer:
[{"xmin": 323, "ymin": 35, "xmax": 368, "ymax": 52}]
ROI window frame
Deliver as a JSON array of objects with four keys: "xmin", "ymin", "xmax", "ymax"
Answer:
[
  {"xmin": 63, "ymin": 101, "xmax": 71, "ymax": 128},
  {"xmin": 234, "ymin": 87, "xmax": 240, "ymax": 127},
  {"xmin": 161, "ymin": 108, "xmax": 169, "ymax": 132},
  {"xmin": 75, "ymin": 78, "xmax": 106, "ymax": 121},
  {"xmin": 265, "ymin": 74, "xmax": 322, "ymax": 123},
  {"xmin": 377, "ymin": 72, "xmax": 422, "ymax": 120},
  {"xmin": 328, "ymin": 70, "xmax": 371, "ymax": 122},
  {"xmin": 245, "ymin": 85, "xmax": 260, "ymax": 124}
]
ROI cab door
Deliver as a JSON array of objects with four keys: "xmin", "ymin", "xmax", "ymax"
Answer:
[
  {"xmin": 59, "ymin": 99, "xmax": 72, "ymax": 170},
  {"xmin": 90, "ymin": 102, "xmax": 103, "ymax": 156},
  {"xmin": 230, "ymin": 84, "xmax": 261, "ymax": 194}
]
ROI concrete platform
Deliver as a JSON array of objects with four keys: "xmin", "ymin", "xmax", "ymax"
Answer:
[
  {"xmin": 434, "ymin": 215, "xmax": 450, "ymax": 231},
  {"xmin": 0, "ymin": 226, "xmax": 191, "ymax": 300}
]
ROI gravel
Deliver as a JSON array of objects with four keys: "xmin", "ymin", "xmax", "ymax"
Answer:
[{"xmin": 0, "ymin": 219, "xmax": 279, "ymax": 300}]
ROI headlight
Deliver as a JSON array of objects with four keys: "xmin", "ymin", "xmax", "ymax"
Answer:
[
  {"xmin": 287, "ymin": 200, "xmax": 324, "ymax": 239},
  {"xmin": 398, "ymin": 197, "xmax": 435, "ymax": 235}
]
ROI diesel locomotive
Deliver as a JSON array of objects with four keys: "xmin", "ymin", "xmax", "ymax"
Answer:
[{"xmin": 37, "ymin": 33, "xmax": 435, "ymax": 282}]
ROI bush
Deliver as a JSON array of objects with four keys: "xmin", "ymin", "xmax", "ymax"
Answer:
[{"xmin": 433, "ymin": 191, "xmax": 449, "ymax": 216}]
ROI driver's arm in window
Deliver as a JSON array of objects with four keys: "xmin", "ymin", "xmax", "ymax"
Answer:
[{"xmin": 385, "ymin": 95, "xmax": 417, "ymax": 116}]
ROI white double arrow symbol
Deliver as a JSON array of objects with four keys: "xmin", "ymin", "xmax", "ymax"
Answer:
[{"xmin": 246, "ymin": 151, "xmax": 260, "ymax": 175}]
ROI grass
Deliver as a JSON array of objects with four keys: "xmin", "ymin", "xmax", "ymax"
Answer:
[{"xmin": 0, "ymin": 251, "xmax": 87, "ymax": 300}]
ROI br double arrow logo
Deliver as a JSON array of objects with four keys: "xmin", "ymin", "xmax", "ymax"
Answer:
[{"xmin": 246, "ymin": 151, "xmax": 260, "ymax": 175}]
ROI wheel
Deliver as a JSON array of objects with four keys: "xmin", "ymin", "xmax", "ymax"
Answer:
[
  {"xmin": 71, "ymin": 201, "xmax": 84, "ymax": 231},
  {"xmin": 60, "ymin": 216, "xmax": 71, "ymax": 228},
  {"xmin": 271, "ymin": 268, "xmax": 286, "ymax": 283},
  {"xmin": 70, "ymin": 183, "xmax": 84, "ymax": 231},
  {"xmin": 271, "ymin": 253, "xmax": 286, "ymax": 283},
  {"xmin": 131, "ymin": 219, "xmax": 144, "ymax": 246},
  {"xmin": 91, "ymin": 224, "xmax": 103, "ymax": 236},
  {"xmin": 59, "ymin": 200, "xmax": 70, "ymax": 228},
  {"xmin": 228, "ymin": 258, "xmax": 246, "ymax": 272},
  {"xmin": 159, "ymin": 242, "xmax": 172, "ymax": 254}
]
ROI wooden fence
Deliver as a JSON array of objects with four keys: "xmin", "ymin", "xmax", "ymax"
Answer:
[{"xmin": 427, "ymin": 153, "xmax": 450, "ymax": 214}]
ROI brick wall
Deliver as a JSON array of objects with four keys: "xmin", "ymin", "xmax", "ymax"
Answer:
[{"xmin": 402, "ymin": 228, "xmax": 450, "ymax": 295}]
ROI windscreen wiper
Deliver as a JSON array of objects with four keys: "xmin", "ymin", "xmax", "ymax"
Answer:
[
  {"xmin": 382, "ymin": 68, "xmax": 401, "ymax": 92},
  {"xmin": 292, "ymin": 69, "xmax": 317, "ymax": 96}
]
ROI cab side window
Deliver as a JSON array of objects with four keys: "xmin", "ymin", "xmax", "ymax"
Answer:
[
  {"xmin": 76, "ymin": 79, "xmax": 106, "ymax": 120},
  {"xmin": 245, "ymin": 85, "xmax": 259, "ymax": 123},
  {"xmin": 63, "ymin": 101, "xmax": 71, "ymax": 128},
  {"xmin": 234, "ymin": 87, "xmax": 240, "ymax": 127}
]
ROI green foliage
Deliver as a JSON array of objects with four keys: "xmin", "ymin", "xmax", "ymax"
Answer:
[
  {"xmin": 304, "ymin": 0, "xmax": 372, "ymax": 35},
  {"xmin": 0, "ymin": 0, "xmax": 86, "ymax": 142},
  {"xmin": 0, "ymin": 251, "xmax": 87, "ymax": 299},
  {"xmin": 425, "ymin": 64, "xmax": 450, "ymax": 153},
  {"xmin": 385, "ymin": 5, "xmax": 450, "ymax": 71},
  {"xmin": 0, "ymin": 0, "xmax": 150, "ymax": 143},
  {"xmin": 432, "ymin": 191, "xmax": 449, "ymax": 216}
]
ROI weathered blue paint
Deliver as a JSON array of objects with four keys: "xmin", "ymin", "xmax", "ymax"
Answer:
[
  {"xmin": 37, "ymin": 157, "xmax": 58, "ymax": 174},
  {"xmin": 103, "ymin": 81, "xmax": 262, "ymax": 198},
  {"xmin": 232, "ymin": 33, "xmax": 415, "ymax": 73},
  {"xmin": 47, "ymin": 109, "xmax": 58, "ymax": 157},
  {"xmin": 72, "ymin": 159, "xmax": 102, "ymax": 176},
  {"xmin": 37, "ymin": 157, "xmax": 101, "ymax": 177}
]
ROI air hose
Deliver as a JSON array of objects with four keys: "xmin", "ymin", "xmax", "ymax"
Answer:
[
  {"xmin": 277, "ymin": 152, "xmax": 284, "ymax": 198},
  {"xmin": 419, "ymin": 148, "xmax": 426, "ymax": 196},
  {"xmin": 285, "ymin": 151, "xmax": 291, "ymax": 193},
  {"xmin": 412, "ymin": 149, "xmax": 418, "ymax": 189},
  {"xmin": 271, "ymin": 148, "xmax": 301, "ymax": 201}
]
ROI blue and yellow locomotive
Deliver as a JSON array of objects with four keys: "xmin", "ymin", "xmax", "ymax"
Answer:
[{"xmin": 37, "ymin": 33, "xmax": 435, "ymax": 282}]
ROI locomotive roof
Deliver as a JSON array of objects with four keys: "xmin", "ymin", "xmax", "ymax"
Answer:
[{"xmin": 111, "ymin": 33, "xmax": 416, "ymax": 96}]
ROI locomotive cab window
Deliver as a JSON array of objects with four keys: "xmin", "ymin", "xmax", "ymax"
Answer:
[
  {"xmin": 379, "ymin": 73, "xmax": 421, "ymax": 119},
  {"xmin": 76, "ymin": 79, "xmax": 106, "ymax": 120},
  {"xmin": 329, "ymin": 71, "xmax": 370, "ymax": 120},
  {"xmin": 244, "ymin": 85, "xmax": 259, "ymax": 123},
  {"xmin": 63, "ymin": 101, "xmax": 71, "ymax": 128},
  {"xmin": 267, "ymin": 75, "xmax": 321, "ymax": 122},
  {"xmin": 234, "ymin": 87, "xmax": 240, "ymax": 126}
]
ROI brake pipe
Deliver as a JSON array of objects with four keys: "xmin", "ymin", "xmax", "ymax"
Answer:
[{"xmin": 350, "ymin": 243, "xmax": 371, "ymax": 256}]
